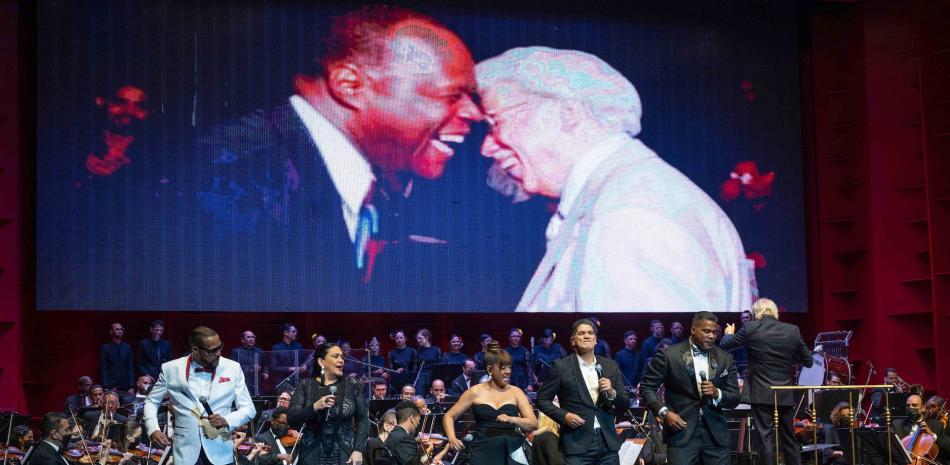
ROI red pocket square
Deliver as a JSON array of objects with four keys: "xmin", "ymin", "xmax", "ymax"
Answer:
[{"xmin": 219, "ymin": 377, "xmax": 230, "ymax": 383}]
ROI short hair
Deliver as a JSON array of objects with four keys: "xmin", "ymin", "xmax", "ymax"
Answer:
[
  {"xmin": 189, "ymin": 326, "xmax": 218, "ymax": 348},
  {"xmin": 464, "ymin": 358, "xmax": 475, "ymax": 366},
  {"xmin": 927, "ymin": 396, "xmax": 946, "ymax": 408},
  {"xmin": 479, "ymin": 333, "xmax": 492, "ymax": 342},
  {"xmin": 241, "ymin": 330, "xmax": 254, "ymax": 338},
  {"xmin": 623, "ymin": 330, "xmax": 637, "ymax": 339},
  {"xmin": 149, "ymin": 319, "xmax": 165, "ymax": 329},
  {"xmin": 78, "ymin": 376, "xmax": 92, "ymax": 384},
  {"xmin": 752, "ymin": 298, "xmax": 779, "ymax": 320},
  {"xmin": 401, "ymin": 384, "xmax": 415, "ymax": 394},
  {"xmin": 571, "ymin": 319, "xmax": 596, "ymax": 337},
  {"xmin": 649, "ymin": 319, "xmax": 662, "ymax": 327},
  {"xmin": 394, "ymin": 400, "xmax": 421, "ymax": 423},
  {"xmin": 42, "ymin": 412, "xmax": 67, "ymax": 438},
  {"xmin": 373, "ymin": 380, "xmax": 388, "ymax": 388},
  {"xmin": 416, "ymin": 328, "xmax": 432, "ymax": 340},
  {"xmin": 282, "ymin": 323, "xmax": 296, "ymax": 333},
  {"xmin": 90, "ymin": 384, "xmax": 104, "ymax": 392},
  {"xmin": 430, "ymin": 379, "xmax": 445, "ymax": 389},
  {"xmin": 103, "ymin": 391, "xmax": 120, "ymax": 403},
  {"xmin": 271, "ymin": 407, "xmax": 289, "ymax": 420},
  {"xmin": 278, "ymin": 388, "xmax": 295, "ymax": 398},
  {"xmin": 885, "ymin": 367, "xmax": 898, "ymax": 375},
  {"xmin": 476, "ymin": 47, "xmax": 643, "ymax": 137},
  {"xmin": 741, "ymin": 310, "xmax": 753, "ymax": 317},
  {"xmin": 657, "ymin": 338, "xmax": 673, "ymax": 349},
  {"xmin": 320, "ymin": 6, "xmax": 449, "ymax": 72},
  {"xmin": 691, "ymin": 311, "xmax": 719, "ymax": 327}
]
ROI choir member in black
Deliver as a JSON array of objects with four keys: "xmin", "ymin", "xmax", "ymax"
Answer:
[
  {"xmin": 443, "ymin": 334, "xmax": 468, "ymax": 365},
  {"xmin": 25, "ymin": 412, "xmax": 71, "ymax": 465},
  {"xmin": 100, "ymin": 323, "xmax": 135, "ymax": 392},
  {"xmin": 288, "ymin": 342, "xmax": 369, "ymax": 465},
  {"xmin": 272, "ymin": 324, "xmax": 307, "ymax": 387},
  {"xmin": 135, "ymin": 320, "xmax": 170, "ymax": 380},
  {"xmin": 641, "ymin": 320, "xmax": 665, "ymax": 363},
  {"xmin": 504, "ymin": 328, "xmax": 532, "ymax": 390},
  {"xmin": 669, "ymin": 322, "xmax": 685, "ymax": 345},
  {"xmin": 443, "ymin": 342, "xmax": 538, "ymax": 465},
  {"xmin": 532, "ymin": 329, "xmax": 567, "ymax": 384},
  {"xmin": 384, "ymin": 402, "xmax": 423, "ymax": 465},
  {"xmin": 414, "ymin": 329, "xmax": 442, "ymax": 392},
  {"xmin": 364, "ymin": 411, "xmax": 396, "ymax": 465},
  {"xmin": 474, "ymin": 334, "xmax": 493, "ymax": 371},
  {"xmin": 364, "ymin": 337, "xmax": 389, "ymax": 384},
  {"xmin": 255, "ymin": 407, "xmax": 296, "ymax": 465},
  {"xmin": 339, "ymin": 341, "xmax": 362, "ymax": 379},
  {"xmin": 588, "ymin": 318, "xmax": 612, "ymax": 360},
  {"xmin": 449, "ymin": 360, "xmax": 476, "ymax": 396},
  {"xmin": 232, "ymin": 330, "xmax": 268, "ymax": 389},
  {"xmin": 64, "ymin": 376, "xmax": 94, "ymax": 413},
  {"xmin": 614, "ymin": 330, "xmax": 643, "ymax": 392},
  {"xmin": 388, "ymin": 330, "xmax": 418, "ymax": 393}
]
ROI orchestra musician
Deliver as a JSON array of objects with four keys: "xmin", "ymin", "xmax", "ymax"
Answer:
[
  {"xmin": 424, "ymin": 380, "xmax": 448, "ymax": 405},
  {"xmin": 363, "ymin": 410, "xmax": 396, "ymax": 465},
  {"xmin": 64, "ymin": 376, "xmax": 94, "ymax": 414},
  {"xmin": 253, "ymin": 407, "xmax": 296, "ymax": 465},
  {"xmin": 82, "ymin": 391, "xmax": 128, "ymax": 440},
  {"xmin": 400, "ymin": 386, "xmax": 416, "ymax": 401},
  {"xmin": 383, "ymin": 401, "xmax": 424, "ymax": 465},
  {"xmin": 287, "ymin": 342, "xmax": 369, "ymax": 465},
  {"xmin": 144, "ymin": 326, "xmax": 256, "ymax": 465},
  {"xmin": 231, "ymin": 428, "xmax": 269, "ymax": 465},
  {"xmin": 894, "ymin": 395, "xmax": 942, "ymax": 439},
  {"xmin": 448, "ymin": 360, "xmax": 476, "ymax": 396},
  {"xmin": 924, "ymin": 396, "xmax": 950, "ymax": 465},
  {"xmin": 24, "ymin": 412, "xmax": 72, "ymax": 465},
  {"xmin": 818, "ymin": 402, "xmax": 853, "ymax": 465},
  {"xmin": 641, "ymin": 311, "xmax": 740, "ymax": 465}
]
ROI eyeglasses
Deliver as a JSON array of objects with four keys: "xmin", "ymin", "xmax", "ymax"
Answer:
[{"xmin": 198, "ymin": 345, "xmax": 224, "ymax": 355}]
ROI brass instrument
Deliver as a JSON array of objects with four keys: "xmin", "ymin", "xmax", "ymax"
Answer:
[{"xmin": 892, "ymin": 375, "xmax": 923, "ymax": 395}]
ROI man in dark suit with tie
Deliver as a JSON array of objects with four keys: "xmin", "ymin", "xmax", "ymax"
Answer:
[
  {"xmin": 448, "ymin": 359, "xmax": 476, "ymax": 396},
  {"xmin": 384, "ymin": 401, "xmax": 423, "ymax": 465},
  {"xmin": 24, "ymin": 412, "xmax": 71, "ymax": 465},
  {"xmin": 136, "ymin": 320, "xmax": 171, "ymax": 380},
  {"xmin": 100, "ymin": 322, "xmax": 135, "ymax": 392},
  {"xmin": 536, "ymin": 318, "xmax": 630, "ymax": 465},
  {"xmin": 720, "ymin": 298, "xmax": 814, "ymax": 465},
  {"xmin": 640, "ymin": 311, "xmax": 740, "ymax": 465}
]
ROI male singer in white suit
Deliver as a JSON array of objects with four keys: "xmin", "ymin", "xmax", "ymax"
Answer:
[{"xmin": 144, "ymin": 326, "xmax": 256, "ymax": 465}]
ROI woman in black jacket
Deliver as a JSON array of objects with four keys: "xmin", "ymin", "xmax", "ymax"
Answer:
[{"xmin": 289, "ymin": 343, "xmax": 369, "ymax": 465}]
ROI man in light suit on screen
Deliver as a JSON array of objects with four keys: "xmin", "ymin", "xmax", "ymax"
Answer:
[
  {"xmin": 144, "ymin": 326, "xmax": 256, "ymax": 465},
  {"xmin": 476, "ymin": 47, "xmax": 756, "ymax": 312}
]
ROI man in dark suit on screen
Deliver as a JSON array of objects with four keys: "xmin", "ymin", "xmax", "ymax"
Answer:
[
  {"xmin": 640, "ymin": 311, "xmax": 740, "ymax": 465},
  {"xmin": 720, "ymin": 298, "xmax": 814, "ymax": 465},
  {"xmin": 536, "ymin": 318, "xmax": 629, "ymax": 465},
  {"xmin": 24, "ymin": 413, "xmax": 71, "ymax": 465}
]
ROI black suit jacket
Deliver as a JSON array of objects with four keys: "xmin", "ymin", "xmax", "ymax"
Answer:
[
  {"xmin": 639, "ymin": 341, "xmax": 740, "ymax": 447},
  {"xmin": 136, "ymin": 338, "xmax": 171, "ymax": 379},
  {"xmin": 536, "ymin": 354, "xmax": 630, "ymax": 456},
  {"xmin": 719, "ymin": 317, "xmax": 812, "ymax": 406},
  {"xmin": 254, "ymin": 430, "xmax": 297, "ymax": 465},
  {"xmin": 384, "ymin": 426, "xmax": 420, "ymax": 465},
  {"xmin": 24, "ymin": 441, "xmax": 68, "ymax": 465},
  {"xmin": 448, "ymin": 374, "xmax": 472, "ymax": 396},
  {"xmin": 100, "ymin": 341, "xmax": 135, "ymax": 390},
  {"xmin": 81, "ymin": 411, "xmax": 129, "ymax": 438},
  {"xmin": 63, "ymin": 394, "xmax": 89, "ymax": 414}
]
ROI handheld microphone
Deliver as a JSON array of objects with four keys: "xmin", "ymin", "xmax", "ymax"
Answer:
[
  {"xmin": 698, "ymin": 371, "xmax": 713, "ymax": 405},
  {"xmin": 199, "ymin": 396, "xmax": 214, "ymax": 416},
  {"xmin": 326, "ymin": 385, "xmax": 338, "ymax": 420}
]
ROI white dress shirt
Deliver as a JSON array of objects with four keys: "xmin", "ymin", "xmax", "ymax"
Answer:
[
  {"xmin": 576, "ymin": 354, "xmax": 602, "ymax": 429},
  {"xmin": 688, "ymin": 341, "xmax": 723, "ymax": 410},
  {"xmin": 289, "ymin": 95, "xmax": 374, "ymax": 242}
]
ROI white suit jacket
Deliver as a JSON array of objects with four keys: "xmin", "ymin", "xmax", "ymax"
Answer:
[
  {"xmin": 517, "ymin": 137, "xmax": 756, "ymax": 312},
  {"xmin": 144, "ymin": 355, "xmax": 256, "ymax": 465}
]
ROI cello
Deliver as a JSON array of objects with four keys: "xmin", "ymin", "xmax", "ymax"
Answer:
[{"xmin": 901, "ymin": 420, "xmax": 940, "ymax": 465}]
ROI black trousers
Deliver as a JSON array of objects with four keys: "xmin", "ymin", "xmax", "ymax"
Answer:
[
  {"xmin": 666, "ymin": 416, "xmax": 731, "ymax": 465},
  {"xmin": 752, "ymin": 404, "xmax": 802, "ymax": 465},
  {"xmin": 564, "ymin": 429, "xmax": 620, "ymax": 465}
]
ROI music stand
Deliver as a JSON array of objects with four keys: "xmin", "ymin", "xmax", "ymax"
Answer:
[
  {"xmin": 885, "ymin": 393, "xmax": 910, "ymax": 418},
  {"xmin": 369, "ymin": 399, "xmax": 401, "ymax": 420},
  {"xmin": 430, "ymin": 364, "xmax": 462, "ymax": 387},
  {"xmin": 814, "ymin": 390, "xmax": 853, "ymax": 423},
  {"xmin": 0, "ymin": 412, "xmax": 30, "ymax": 442}
]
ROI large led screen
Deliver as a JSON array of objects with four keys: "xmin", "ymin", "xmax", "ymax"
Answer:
[{"xmin": 36, "ymin": 1, "xmax": 807, "ymax": 312}]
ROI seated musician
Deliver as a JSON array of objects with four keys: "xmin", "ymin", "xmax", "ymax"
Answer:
[
  {"xmin": 260, "ymin": 389, "xmax": 293, "ymax": 424},
  {"xmin": 254, "ymin": 407, "xmax": 296, "ymax": 465},
  {"xmin": 63, "ymin": 376, "xmax": 94, "ymax": 414},
  {"xmin": 384, "ymin": 401, "xmax": 424, "ymax": 465},
  {"xmin": 364, "ymin": 411, "xmax": 397, "ymax": 465},
  {"xmin": 817, "ymin": 402, "xmax": 853, "ymax": 465},
  {"xmin": 825, "ymin": 373, "xmax": 842, "ymax": 387},
  {"xmin": 15, "ymin": 424, "xmax": 35, "ymax": 451},
  {"xmin": 530, "ymin": 412, "xmax": 564, "ymax": 465},
  {"xmin": 82, "ymin": 391, "xmax": 128, "ymax": 440},
  {"xmin": 448, "ymin": 359, "xmax": 476, "ymax": 396},
  {"xmin": 424, "ymin": 380, "xmax": 448, "ymax": 406},
  {"xmin": 894, "ymin": 395, "xmax": 942, "ymax": 439},
  {"xmin": 232, "ymin": 427, "xmax": 268, "ymax": 465},
  {"xmin": 371, "ymin": 381, "xmax": 389, "ymax": 401},
  {"xmin": 26, "ymin": 412, "xmax": 71, "ymax": 465},
  {"xmin": 400, "ymin": 385, "xmax": 416, "ymax": 401},
  {"xmin": 924, "ymin": 396, "xmax": 949, "ymax": 465}
]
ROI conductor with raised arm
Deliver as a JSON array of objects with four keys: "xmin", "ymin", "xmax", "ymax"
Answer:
[{"xmin": 720, "ymin": 298, "xmax": 813, "ymax": 465}]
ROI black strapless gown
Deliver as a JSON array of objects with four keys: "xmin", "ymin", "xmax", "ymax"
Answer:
[{"xmin": 469, "ymin": 404, "xmax": 526, "ymax": 465}]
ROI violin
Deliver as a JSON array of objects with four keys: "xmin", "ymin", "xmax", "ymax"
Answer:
[
  {"xmin": 793, "ymin": 418, "xmax": 820, "ymax": 436},
  {"xmin": 235, "ymin": 441, "xmax": 271, "ymax": 456},
  {"xmin": 278, "ymin": 430, "xmax": 301, "ymax": 448},
  {"xmin": 130, "ymin": 444, "xmax": 165, "ymax": 463},
  {"xmin": 2, "ymin": 445, "xmax": 27, "ymax": 465}
]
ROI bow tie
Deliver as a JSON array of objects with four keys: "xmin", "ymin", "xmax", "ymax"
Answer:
[
  {"xmin": 691, "ymin": 346, "xmax": 708, "ymax": 357},
  {"xmin": 194, "ymin": 366, "xmax": 213, "ymax": 373}
]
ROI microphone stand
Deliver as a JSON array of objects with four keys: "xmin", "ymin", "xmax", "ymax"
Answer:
[
  {"xmin": 274, "ymin": 352, "xmax": 314, "ymax": 391},
  {"xmin": 343, "ymin": 355, "xmax": 398, "ymax": 373},
  {"xmin": 411, "ymin": 360, "xmax": 426, "ymax": 390}
]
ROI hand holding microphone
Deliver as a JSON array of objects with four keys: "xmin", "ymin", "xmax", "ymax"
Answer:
[
  {"xmin": 698, "ymin": 371, "xmax": 717, "ymax": 403},
  {"xmin": 595, "ymin": 364, "xmax": 615, "ymax": 399},
  {"xmin": 200, "ymin": 396, "xmax": 229, "ymax": 428}
]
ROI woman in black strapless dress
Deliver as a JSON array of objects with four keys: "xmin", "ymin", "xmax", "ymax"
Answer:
[{"xmin": 442, "ymin": 342, "xmax": 538, "ymax": 465}]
